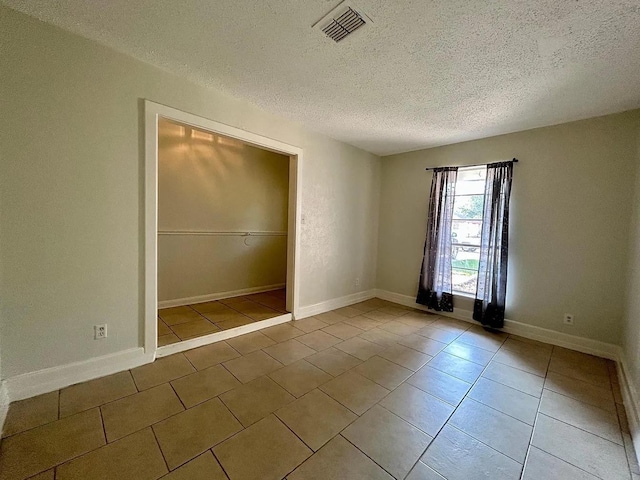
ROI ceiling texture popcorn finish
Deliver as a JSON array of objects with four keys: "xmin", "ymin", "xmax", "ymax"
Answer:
[{"xmin": 3, "ymin": 0, "xmax": 640, "ymax": 155}]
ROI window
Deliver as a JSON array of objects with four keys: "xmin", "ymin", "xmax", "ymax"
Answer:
[{"xmin": 451, "ymin": 167, "xmax": 486, "ymax": 295}]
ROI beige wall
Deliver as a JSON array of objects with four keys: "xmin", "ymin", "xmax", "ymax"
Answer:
[
  {"xmin": 378, "ymin": 111, "xmax": 640, "ymax": 345},
  {"xmin": 0, "ymin": 7, "xmax": 381, "ymax": 379},
  {"xmin": 157, "ymin": 119, "xmax": 289, "ymax": 302},
  {"xmin": 622, "ymin": 126, "xmax": 640, "ymax": 399}
]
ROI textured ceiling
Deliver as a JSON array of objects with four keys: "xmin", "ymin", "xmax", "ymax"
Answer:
[{"xmin": 4, "ymin": 0, "xmax": 640, "ymax": 155}]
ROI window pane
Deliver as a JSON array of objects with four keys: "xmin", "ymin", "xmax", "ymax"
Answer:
[
  {"xmin": 453, "ymin": 195, "xmax": 485, "ymax": 220},
  {"xmin": 455, "ymin": 167, "xmax": 486, "ymax": 195},
  {"xmin": 452, "ymin": 268, "xmax": 478, "ymax": 294},
  {"xmin": 452, "ymin": 219, "xmax": 482, "ymax": 245},
  {"xmin": 452, "ymin": 246, "xmax": 479, "ymax": 268}
]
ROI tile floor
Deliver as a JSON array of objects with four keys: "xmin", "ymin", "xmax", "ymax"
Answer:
[
  {"xmin": 1, "ymin": 298, "xmax": 637, "ymax": 480},
  {"xmin": 157, "ymin": 289, "xmax": 287, "ymax": 346}
]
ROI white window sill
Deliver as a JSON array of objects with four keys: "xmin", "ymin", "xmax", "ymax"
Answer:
[{"xmin": 452, "ymin": 291, "xmax": 475, "ymax": 299}]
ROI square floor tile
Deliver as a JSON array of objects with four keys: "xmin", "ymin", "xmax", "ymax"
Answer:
[
  {"xmin": 418, "ymin": 326, "xmax": 460, "ymax": 344},
  {"xmin": 421, "ymin": 424, "xmax": 522, "ymax": 480},
  {"xmin": 0, "ymin": 408, "xmax": 105, "ymax": 480},
  {"xmin": 430, "ymin": 318, "xmax": 470, "ymax": 334},
  {"xmin": 261, "ymin": 323, "xmax": 304, "ymax": 342},
  {"xmin": 379, "ymin": 321, "xmax": 421, "ymax": 336},
  {"xmin": 171, "ymin": 365, "xmax": 241, "ymax": 408},
  {"xmin": 363, "ymin": 310, "xmax": 398, "ymax": 322},
  {"xmin": 171, "ymin": 318, "xmax": 220, "ymax": 339},
  {"xmin": 358, "ymin": 328, "xmax": 402, "ymax": 348},
  {"xmin": 159, "ymin": 333, "xmax": 181, "ymax": 346},
  {"xmin": 315, "ymin": 311, "xmax": 346, "ymax": 325},
  {"xmin": 183, "ymin": 341, "xmax": 240, "ymax": 370},
  {"xmin": 56, "ymin": 427, "xmax": 167, "ymax": 480},
  {"xmin": 219, "ymin": 376, "xmax": 295, "ymax": 427},
  {"xmin": 153, "ymin": 398, "xmax": 242, "ymax": 470},
  {"xmin": 263, "ymin": 339, "xmax": 316, "ymax": 365},
  {"xmin": 213, "ymin": 415, "xmax": 312, "ymax": 480},
  {"xmin": 276, "ymin": 389, "xmax": 356, "ymax": 451},
  {"xmin": 343, "ymin": 315, "xmax": 382, "ymax": 331},
  {"xmin": 27, "ymin": 471, "xmax": 55, "ymax": 480},
  {"xmin": 101, "ymin": 383, "xmax": 184, "ymax": 442},
  {"xmin": 343, "ymin": 405, "xmax": 432, "ymax": 479},
  {"xmin": 493, "ymin": 348, "xmax": 550, "ymax": 377},
  {"xmin": 222, "ymin": 350, "xmax": 283, "ymax": 383},
  {"xmin": 548, "ymin": 355, "xmax": 611, "ymax": 388},
  {"xmin": 406, "ymin": 462, "xmax": 446, "ymax": 480},
  {"xmin": 214, "ymin": 315, "xmax": 255, "ymax": 330},
  {"xmin": 292, "ymin": 316, "xmax": 328, "ymax": 333},
  {"xmin": 468, "ymin": 377, "xmax": 539, "ymax": 425},
  {"xmin": 226, "ymin": 331, "xmax": 275, "ymax": 355},
  {"xmin": 379, "ymin": 383, "xmax": 454, "ymax": 436},
  {"xmin": 334, "ymin": 337, "xmax": 384, "ymax": 361},
  {"xmin": 203, "ymin": 307, "xmax": 247, "ymax": 324},
  {"xmin": 268, "ymin": 360, "xmax": 332, "ymax": 397},
  {"xmin": 397, "ymin": 312, "xmax": 436, "ymax": 327},
  {"xmin": 483, "ymin": 361, "xmax": 544, "ymax": 397},
  {"xmin": 60, "ymin": 371, "xmax": 137, "ymax": 418},
  {"xmin": 287, "ymin": 435, "xmax": 393, "ymax": 480},
  {"xmin": 539, "ymin": 389, "xmax": 623, "ymax": 444},
  {"xmin": 407, "ymin": 365, "xmax": 472, "ymax": 406},
  {"xmin": 305, "ymin": 347, "xmax": 362, "ymax": 376},
  {"xmin": 429, "ymin": 351, "xmax": 484, "ymax": 383},
  {"xmin": 354, "ymin": 356, "xmax": 412, "ymax": 389},
  {"xmin": 161, "ymin": 451, "xmax": 228, "ymax": 480},
  {"xmin": 322, "ymin": 322, "xmax": 364, "ymax": 340},
  {"xmin": 158, "ymin": 320, "xmax": 172, "ymax": 336},
  {"xmin": 398, "ymin": 335, "xmax": 447, "ymax": 356},
  {"xmin": 378, "ymin": 344, "xmax": 431, "ymax": 371},
  {"xmin": 544, "ymin": 371, "xmax": 615, "ymax": 412},
  {"xmin": 297, "ymin": 330, "xmax": 341, "ymax": 351},
  {"xmin": 160, "ymin": 309, "xmax": 202, "ymax": 326},
  {"xmin": 2, "ymin": 391, "xmax": 58, "ymax": 437},
  {"xmin": 532, "ymin": 414, "xmax": 629, "ymax": 480},
  {"xmin": 456, "ymin": 328, "xmax": 506, "ymax": 352},
  {"xmin": 444, "ymin": 341, "xmax": 494, "ymax": 366},
  {"xmin": 319, "ymin": 371, "xmax": 389, "ymax": 415},
  {"xmin": 334, "ymin": 306, "xmax": 363, "ymax": 318},
  {"xmin": 449, "ymin": 398, "xmax": 532, "ymax": 463},
  {"xmin": 190, "ymin": 301, "xmax": 229, "ymax": 314},
  {"xmin": 522, "ymin": 446, "xmax": 599, "ymax": 480},
  {"xmin": 131, "ymin": 354, "xmax": 195, "ymax": 391}
]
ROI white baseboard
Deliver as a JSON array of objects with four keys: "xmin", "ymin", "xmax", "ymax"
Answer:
[
  {"xmin": 375, "ymin": 289, "xmax": 620, "ymax": 360},
  {"xmin": 156, "ymin": 313, "xmax": 292, "ymax": 357},
  {"xmin": 4, "ymin": 348, "xmax": 155, "ymax": 403},
  {"xmin": 158, "ymin": 283, "xmax": 286, "ymax": 309},
  {"xmin": 618, "ymin": 353, "xmax": 640, "ymax": 464},
  {"xmin": 296, "ymin": 289, "xmax": 376, "ymax": 319},
  {"xmin": 0, "ymin": 381, "xmax": 9, "ymax": 436}
]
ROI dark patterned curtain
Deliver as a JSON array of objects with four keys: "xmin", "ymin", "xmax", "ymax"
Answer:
[
  {"xmin": 473, "ymin": 161, "xmax": 514, "ymax": 328},
  {"xmin": 417, "ymin": 167, "xmax": 457, "ymax": 312}
]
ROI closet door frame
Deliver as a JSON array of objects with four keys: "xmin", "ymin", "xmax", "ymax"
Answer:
[{"xmin": 143, "ymin": 100, "xmax": 302, "ymax": 355}]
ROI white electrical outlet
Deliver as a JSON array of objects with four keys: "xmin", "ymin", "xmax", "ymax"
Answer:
[
  {"xmin": 94, "ymin": 324, "xmax": 107, "ymax": 339},
  {"xmin": 355, "ymin": 277, "xmax": 360, "ymax": 287},
  {"xmin": 563, "ymin": 314, "xmax": 574, "ymax": 326}
]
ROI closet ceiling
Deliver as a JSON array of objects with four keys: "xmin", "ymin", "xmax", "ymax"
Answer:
[{"xmin": 3, "ymin": 0, "xmax": 640, "ymax": 155}]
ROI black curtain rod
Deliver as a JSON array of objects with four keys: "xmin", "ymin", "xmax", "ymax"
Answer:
[{"xmin": 425, "ymin": 158, "xmax": 519, "ymax": 171}]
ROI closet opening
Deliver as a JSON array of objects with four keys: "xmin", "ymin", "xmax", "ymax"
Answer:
[{"xmin": 144, "ymin": 101, "xmax": 302, "ymax": 357}]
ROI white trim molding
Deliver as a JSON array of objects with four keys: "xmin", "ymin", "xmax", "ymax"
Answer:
[
  {"xmin": 618, "ymin": 353, "xmax": 640, "ymax": 464},
  {"xmin": 158, "ymin": 284, "xmax": 286, "ymax": 309},
  {"xmin": 4, "ymin": 348, "xmax": 154, "ymax": 403},
  {"xmin": 375, "ymin": 289, "xmax": 620, "ymax": 360},
  {"xmin": 295, "ymin": 290, "xmax": 376, "ymax": 319},
  {"xmin": 0, "ymin": 381, "xmax": 9, "ymax": 436},
  {"xmin": 144, "ymin": 100, "xmax": 304, "ymax": 356},
  {"xmin": 156, "ymin": 313, "xmax": 292, "ymax": 357}
]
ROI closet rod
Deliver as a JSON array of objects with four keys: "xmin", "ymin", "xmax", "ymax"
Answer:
[
  {"xmin": 425, "ymin": 158, "xmax": 519, "ymax": 171},
  {"xmin": 158, "ymin": 230, "xmax": 287, "ymax": 236}
]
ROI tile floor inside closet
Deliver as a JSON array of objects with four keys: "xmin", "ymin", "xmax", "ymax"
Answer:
[
  {"xmin": 158, "ymin": 289, "xmax": 287, "ymax": 346},
  {"xmin": 1, "ymin": 298, "xmax": 637, "ymax": 480}
]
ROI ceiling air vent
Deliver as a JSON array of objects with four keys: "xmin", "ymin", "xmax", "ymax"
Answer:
[{"xmin": 321, "ymin": 7, "xmax": 366, "ymax": 42}]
